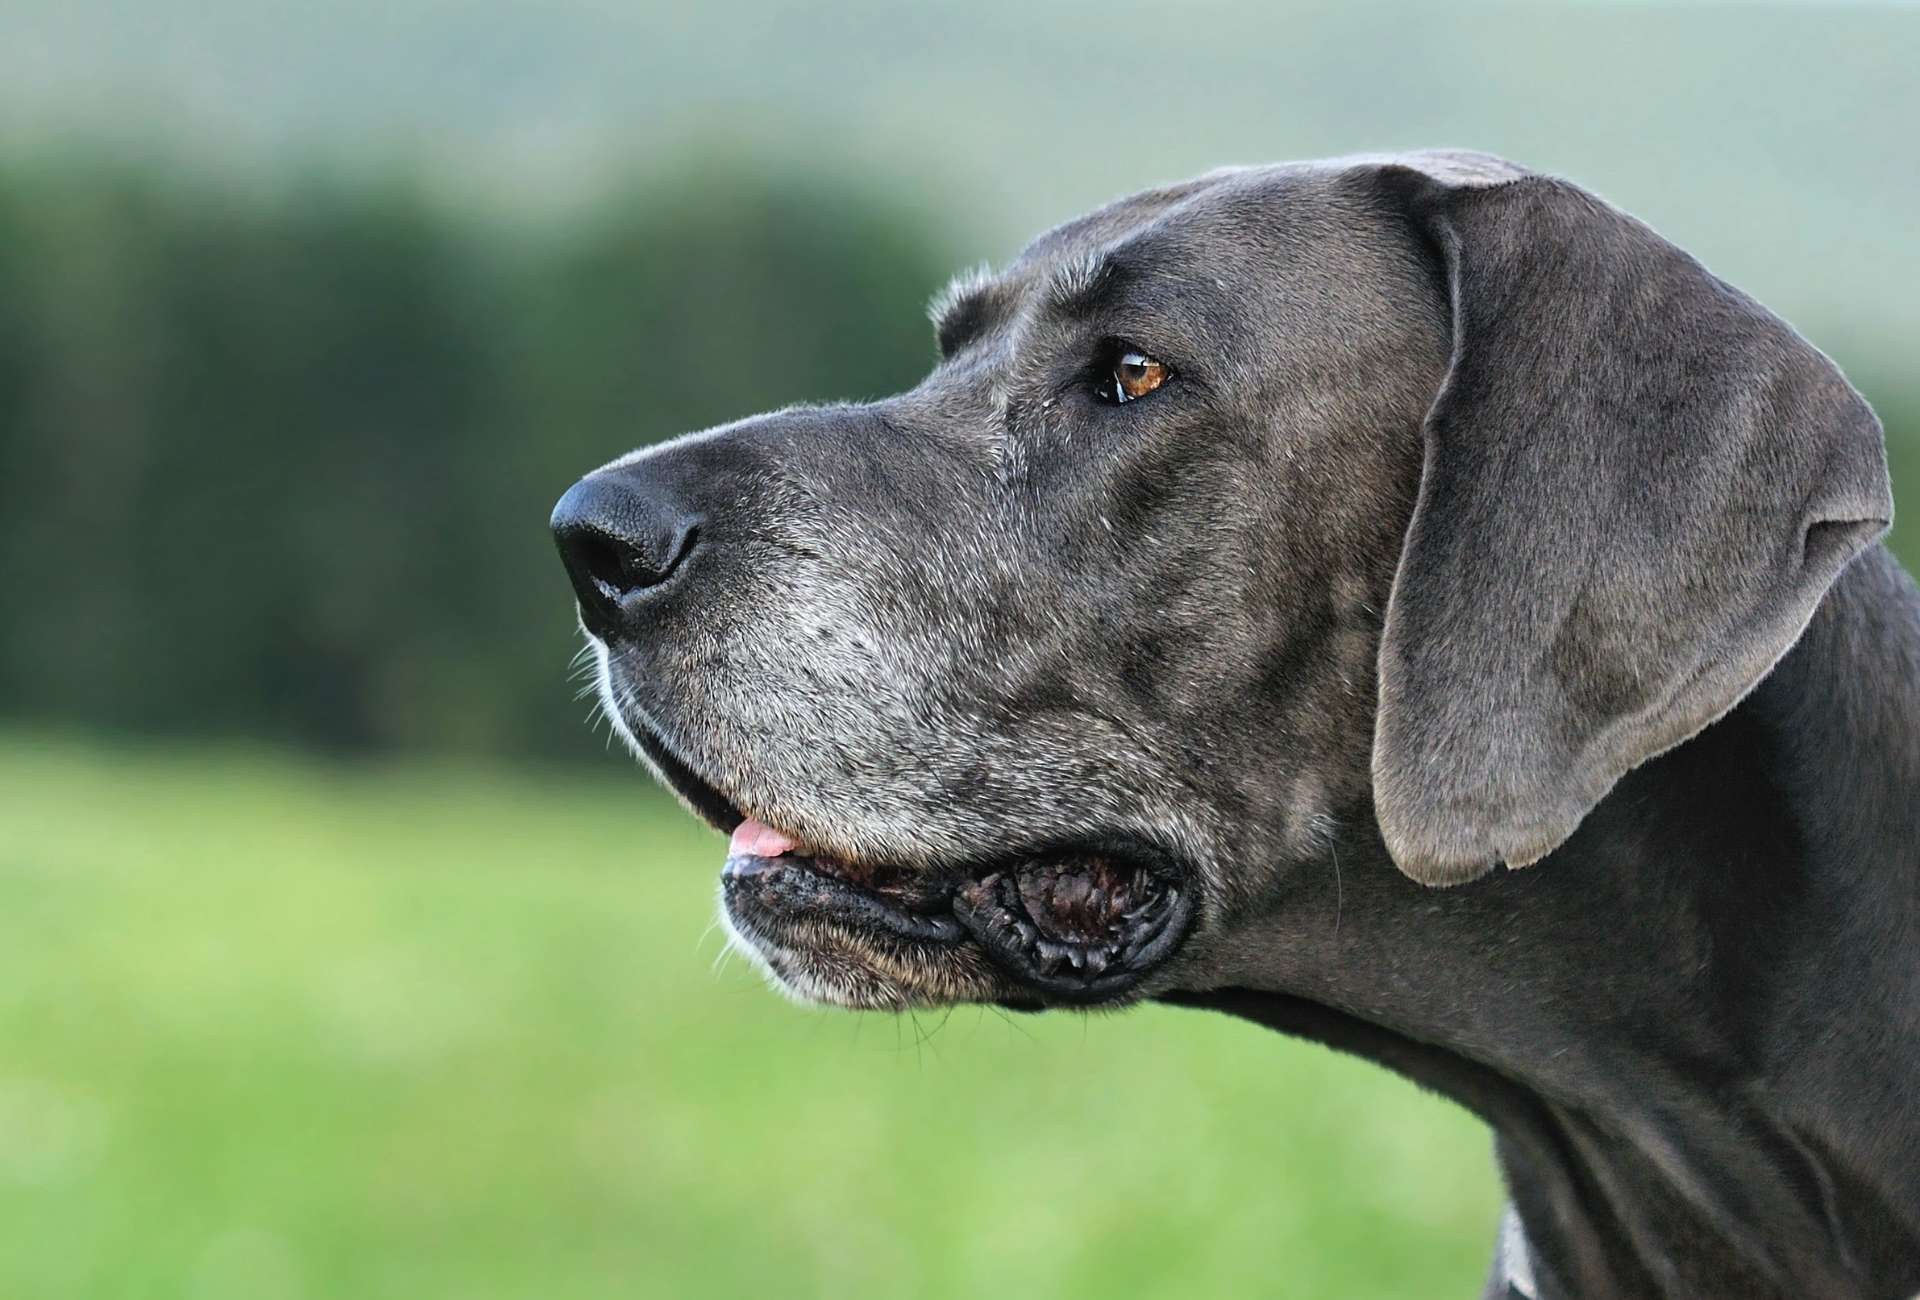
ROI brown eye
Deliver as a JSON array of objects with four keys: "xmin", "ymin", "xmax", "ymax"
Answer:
[{"xmin": 1110, "ymin": 349, "xmax": 1169, "ymax": 403}]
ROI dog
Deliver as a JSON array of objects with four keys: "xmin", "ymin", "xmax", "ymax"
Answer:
[{"xmin": 550, "ymin": 151, "xmax": 1918, "ymax": 1299}]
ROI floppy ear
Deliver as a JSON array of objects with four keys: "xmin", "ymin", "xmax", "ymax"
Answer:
[{"xmin": 1364, "ymin": 156, "xmax": 1892, "ymax": 886}]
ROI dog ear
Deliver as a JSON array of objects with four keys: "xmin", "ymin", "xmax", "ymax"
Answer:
[{"xmin": 1361, "ymin": 155, "xmax": 1892, "ymax": 886}]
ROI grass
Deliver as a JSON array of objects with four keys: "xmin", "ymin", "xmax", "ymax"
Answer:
[{"xmin": 0, "ymin": 730, "xmax": 1502, "ymax": 1299}]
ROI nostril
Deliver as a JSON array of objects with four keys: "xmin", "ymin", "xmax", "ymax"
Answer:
[
  {"xmin": 573, "ymin": 530, "xmax": 635, "ymax": 605},
  {"xmin": 550, "ymin": 468, "xmax": 704, "ymax": 639},
  {"xmin": 566, "ymin": 520, "xmax": 699, "ymax": 603}
]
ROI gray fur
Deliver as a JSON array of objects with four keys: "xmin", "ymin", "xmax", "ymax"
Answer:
[{"xmin": 551, "ymin": 151, "xmax": 1919, "ymax": 1298}]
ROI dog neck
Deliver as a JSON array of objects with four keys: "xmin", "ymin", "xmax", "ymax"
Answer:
[{"xmin": 1169, "ymin": 544, "xmax": 1920, "ymax": 1300}]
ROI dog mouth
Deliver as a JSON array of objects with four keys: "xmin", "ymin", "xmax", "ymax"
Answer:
[
  {"xmin": 721, "ymin": 818, "xmax": 1193, "ymax": 1004},
  {"xmin": 620, "ymin": 705, "xmax": 1194, "ymax": 1005}
]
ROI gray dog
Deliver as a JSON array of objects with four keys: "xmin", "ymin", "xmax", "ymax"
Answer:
[{"xmin": 551, "ymin": 151, "xmax": 1918, "ymax": 1300}]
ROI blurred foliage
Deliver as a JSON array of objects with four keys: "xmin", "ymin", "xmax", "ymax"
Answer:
[
  {"xmin": 0, "ymin": 157, "xmax": 956, "ymax": 757},
  {"xmin": 1, "ymin": 155, "xmax": 1916, "ymax": 760}
]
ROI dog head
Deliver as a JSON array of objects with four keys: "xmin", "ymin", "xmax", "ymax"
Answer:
[{"xmin": 551, "ymin": 151, "xmax": 1888, "ymax": 1011}]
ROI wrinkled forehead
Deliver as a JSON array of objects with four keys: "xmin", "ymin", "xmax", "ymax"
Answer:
[{"xmin": 931, "ymin": 162, "xmax": 1393, "ymax": 357}]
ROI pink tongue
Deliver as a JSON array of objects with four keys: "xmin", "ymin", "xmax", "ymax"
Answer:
[{"xmin": 729, "ymin": 818, "xmax": 798, "ymax": 859}]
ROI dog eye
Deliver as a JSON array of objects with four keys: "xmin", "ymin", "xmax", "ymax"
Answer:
[{"xmin": 1107, "ymin": 349, "xmax": 1170, "ymax": 404}]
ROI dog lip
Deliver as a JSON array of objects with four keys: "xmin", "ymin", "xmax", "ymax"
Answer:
[
  {"xmin": 623, "ymin": 710, "xmax": 746, "ymax": 835},
  {"xmin": 950, "ymin": 856, "xmax": 1193, "ymax": 1003},
  {"xmin": 721, "ymin": 853, "xmax": 782, "ymax": 880},
  {"xmin": 723, "ymin": 854, "xmax": 966, "ymax": 943},
  {"xmin": 722, "ymin": 833, "xmax": 1196, "ymax": 1005}
]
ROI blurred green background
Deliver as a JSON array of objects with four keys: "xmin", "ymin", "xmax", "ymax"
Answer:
[{"xmin": 2, "ymin": 2, "xmax": 1917, "ymax": 1297}]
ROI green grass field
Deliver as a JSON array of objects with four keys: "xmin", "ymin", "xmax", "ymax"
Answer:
[{"xmin": 0, "ymin": 732, "xmax": 1501, "ymax": 1299}]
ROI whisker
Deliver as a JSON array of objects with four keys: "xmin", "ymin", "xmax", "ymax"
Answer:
[{"xmin": 985, "ymin": 1004, "xmax": 1034, "ymax": 1042}]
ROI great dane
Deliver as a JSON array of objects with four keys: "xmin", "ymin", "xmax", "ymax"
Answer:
[{"xmin": 550, "ymin": 151, "xmax": 1917, "ymax": 1298}]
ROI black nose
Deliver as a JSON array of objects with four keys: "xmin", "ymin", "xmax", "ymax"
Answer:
[{"xmin": 550, "ymin": 468, "xmax": 701, "ymax": 639}]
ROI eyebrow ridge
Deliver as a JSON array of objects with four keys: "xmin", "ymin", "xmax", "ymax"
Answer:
[{"xmin": 1042, "ymin": 251, "xmax": 1119, "ymax": 318}]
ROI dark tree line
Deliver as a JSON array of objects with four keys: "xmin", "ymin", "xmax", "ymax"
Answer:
[{"xmin": 0, "ymin": 159, "xmax": 958, "ymax": 758}]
